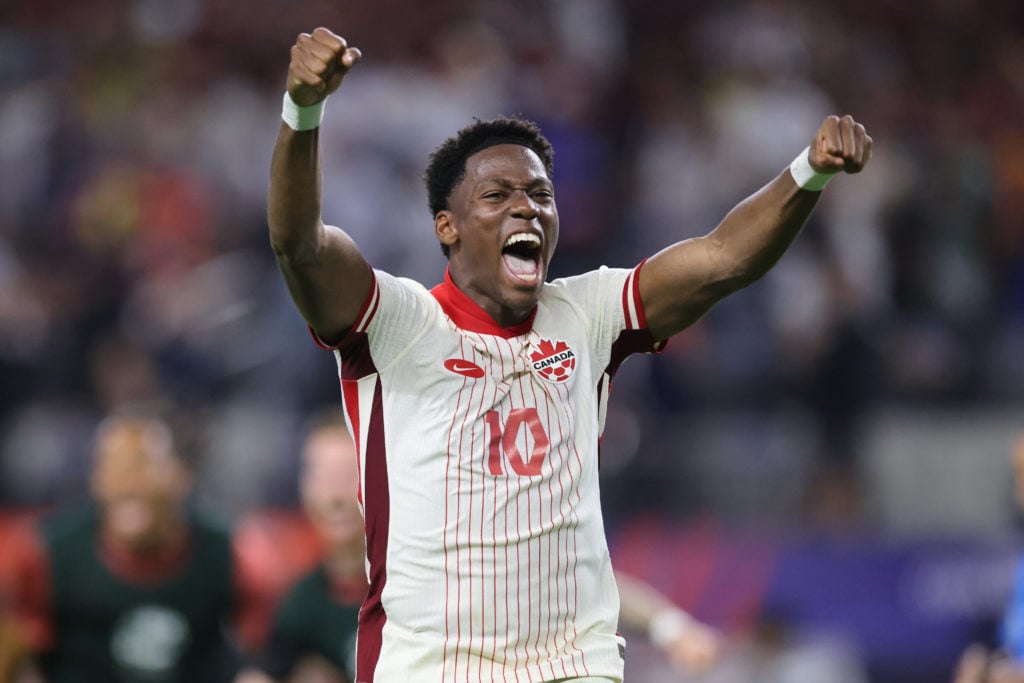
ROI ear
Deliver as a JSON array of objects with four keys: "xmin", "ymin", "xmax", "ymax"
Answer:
[{"xmin": 435, "ymin": 211, "xmax": 458, "ymax": 248}]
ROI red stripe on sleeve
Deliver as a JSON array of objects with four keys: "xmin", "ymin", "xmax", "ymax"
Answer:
[
  {"xmin": 631, "ymin": 261, "xmax": 648, "ymax": 329},
  {"xmin": 342, "ymin": 379, "xmax": 363, "ymax": 507}
]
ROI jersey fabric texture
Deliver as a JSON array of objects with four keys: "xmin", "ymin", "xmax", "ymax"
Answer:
[
  {"xmin": 319, "ymin": 264, "xmax": 662, "ymax": 682},
  {"xmin": 257, "ymin": 564, "xmax": 361, "ymax": 681},
  {"xmin": 35, "ymin": 501, "xmax": 240, "ymax": 683}
]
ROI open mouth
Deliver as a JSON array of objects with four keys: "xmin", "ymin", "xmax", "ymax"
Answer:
[{"xmin": 501, "ymin": 232, "xmax": 542, "ymax": 283}]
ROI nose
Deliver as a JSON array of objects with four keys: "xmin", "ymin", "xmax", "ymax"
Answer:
[{"xmin": 509, "ymin": 190, "xmax": 538, "ymax": 220}]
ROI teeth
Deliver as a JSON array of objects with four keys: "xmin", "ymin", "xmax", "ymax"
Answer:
[{"xmin": 503, "ymin": 233, "xmax": 541, "ymax": 249}]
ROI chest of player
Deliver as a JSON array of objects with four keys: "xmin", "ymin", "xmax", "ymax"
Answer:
[
  {"xmin": 385, "ymin": 324, "xmax": 600, "ymax": 481},
  {"xmin": 430, "ymin": 327, "xmax": 587, "ymax": 394}
]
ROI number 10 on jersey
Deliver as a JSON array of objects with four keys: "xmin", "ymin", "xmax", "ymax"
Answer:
[{"xmin": 485, "ymin": 408, "xmax": 549, "ymax": 477}]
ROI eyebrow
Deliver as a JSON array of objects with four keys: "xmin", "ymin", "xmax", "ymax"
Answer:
[{"xmin": 477, "ymin": 177, "xmax": 552, "ymax": 189}]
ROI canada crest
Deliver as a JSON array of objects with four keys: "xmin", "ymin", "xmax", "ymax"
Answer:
[{"xmin": 529, "ymin": 338, "xmax": 576, "ymax": 383}]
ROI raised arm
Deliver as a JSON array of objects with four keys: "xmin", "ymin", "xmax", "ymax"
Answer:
[
  {"xmin": 639, "ymin": 115, "xmax": 872, "ymax": 341},
  {"xmin": 269, "ymin": 28, "xmax": 372, "ymax": 345}
]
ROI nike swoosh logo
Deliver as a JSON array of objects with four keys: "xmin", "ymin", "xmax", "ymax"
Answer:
[{"xmin": 444, "ymin": 358, "xmax": 485, "ymax": 378}]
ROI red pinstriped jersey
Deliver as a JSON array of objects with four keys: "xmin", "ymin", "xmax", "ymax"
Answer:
[{"xmin": 321, "ymin": 264, "xmax": 663, "ymax": 682}]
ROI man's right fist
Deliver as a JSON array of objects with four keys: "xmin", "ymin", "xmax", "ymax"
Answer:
[{"xmin": 287, "ymin": 28, "xmax": 361, "ymax": 107}]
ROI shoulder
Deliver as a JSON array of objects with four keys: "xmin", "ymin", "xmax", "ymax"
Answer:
[
  {"xmin": 274, "ymin": 566, "xmax": 330, "ymax": 629},
  {"xmin": 38, "ymin": 499, "xmax": 98, "ymax": 546},
  {"xmin": 539, "ymin": 265, "xmax": 640, "ymax": 325},
  {"xmin": 374, "ymin": 270, "xmax": 433, "ymax": 301},
  {"xmin": 545, "ymin": 265, "xmax": 635, "ymax": 299},
  {"xmin": 353, "ymin": 269, "xmax": 439, "ymax": 334}
]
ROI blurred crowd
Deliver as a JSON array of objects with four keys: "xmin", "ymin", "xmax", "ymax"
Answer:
[{"xmin": 1, "ymin": 0, "xmax": 1023, "ymax": 526}]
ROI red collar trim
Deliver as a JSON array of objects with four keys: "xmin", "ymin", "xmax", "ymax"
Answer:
[
  {"xmin": 99, "ymin": 527, "xmax": 191, "ymax": 585},
  {"xmin": 430, "ymin": 267, "xmax": 536, "ymax": 338}
]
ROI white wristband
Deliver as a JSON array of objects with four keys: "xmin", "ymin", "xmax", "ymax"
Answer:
[
  {"xmin": 281, "ymin": 91, "xmax": 326, "ymax": 131},
  {"xmin": 789, "ymin": 146, "xmax": 837, "ymax": 191},
  {"xmin": 649, "ymin": 608, "xmax": 693, "ymax": 648}
]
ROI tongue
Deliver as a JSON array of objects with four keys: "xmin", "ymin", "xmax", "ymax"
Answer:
[{"xmin": 503, "ymin": 253, "xmax": 538, "ymax": 280}]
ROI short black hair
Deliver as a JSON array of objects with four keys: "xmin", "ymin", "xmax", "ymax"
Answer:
[{"xmin": 424, "ymin": 116, "xmax": 555, "ymax": 257}]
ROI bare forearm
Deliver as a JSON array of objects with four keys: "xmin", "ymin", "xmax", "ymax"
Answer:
[
  {"xmin": 268, "ymin": 124, "xmax": 325, "ymax": 265},
  {"xmin": 708, "ymin": 113, "xmax": 873, "ymax": 291},
  {"xmin": 640, "ymin": 115, "xmax": 871, "ymax": 341},
  {"xmin": 640, "ymin": 170, "xmax": 822, "ymax": 340},
  {"xmin": 705, "ymin": 170, "xmax": 821, "ymax": 291}
]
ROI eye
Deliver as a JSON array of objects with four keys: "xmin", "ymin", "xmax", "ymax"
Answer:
[
  {"xmin": 482, "ymin": 191, "xmax": 506, "ymax": 201},
  {"xmin": 532, "ymin": 190, "xmax": 553, "ymax": 200}
]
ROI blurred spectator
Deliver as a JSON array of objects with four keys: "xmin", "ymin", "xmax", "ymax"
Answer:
[
  {"xmin": 954, "ymin": 644, "xmax": 1024, "ymax": 683},
  {"xmin": 962, "ymin": 434, "xmax": 1024, "ymax": 683},
  {"xmin": 240, "ymin": 414, "xmax": 365, "ymax": 683},
  {"xmin": 1, "ymin": 412, "xmax": 276, "ymax": 682},
  {"xmin": 948, "ymin": 435, "xmax": 1024, "ymax": 683}
]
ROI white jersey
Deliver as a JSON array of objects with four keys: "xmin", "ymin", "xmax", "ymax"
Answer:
[{"xmin": 321, "ymin": 264, "xmax": 662, "ymax": 682}]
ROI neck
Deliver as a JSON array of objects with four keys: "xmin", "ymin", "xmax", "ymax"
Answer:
[
  {"xmin": 99, "ymin": 525, "xmax": 190, "ymax": 583},
  {"xmin": 434, "ymin": 267, "xmax": 537, "ymax": 337}
]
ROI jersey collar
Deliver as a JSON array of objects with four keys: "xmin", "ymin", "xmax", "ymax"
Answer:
[{"xmin": 431, "ymin": 267, "xmax": 536, "ymax": 338}]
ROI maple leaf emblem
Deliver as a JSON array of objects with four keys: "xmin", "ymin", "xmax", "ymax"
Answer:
[{"xmin": 529, "ymin": 338, "xmax": 576, "ymax": 383}]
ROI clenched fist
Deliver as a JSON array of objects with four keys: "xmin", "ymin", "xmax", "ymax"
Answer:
[
  {"xmin": 809, "ymin": 114, "xmax": 872, "ymax": 174},
  {"xmin": 287, "ymin": 27, "xmax": 361, "ymax": 107}
]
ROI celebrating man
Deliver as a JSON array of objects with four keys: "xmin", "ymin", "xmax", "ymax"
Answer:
[{"xmin": 269, "ymin": 27, "xmax": 871, "ymax": 682}]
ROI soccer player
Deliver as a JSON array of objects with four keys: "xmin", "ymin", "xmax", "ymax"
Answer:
[
  {"xmin": 3, "ymin": 413, "xmax": 275, "ymax": 683},
  {"xmin": 269, "ymin": 27, "xmax": 871, "ymax": 682},
  {"xmin": 241, "ymin": 415, "xmax": 366, "ymax": 683}
]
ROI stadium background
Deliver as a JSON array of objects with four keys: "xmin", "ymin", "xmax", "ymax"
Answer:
[{"xmin": 1, "ymin": 0, "xmax": 1022, "ymax": 680}]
